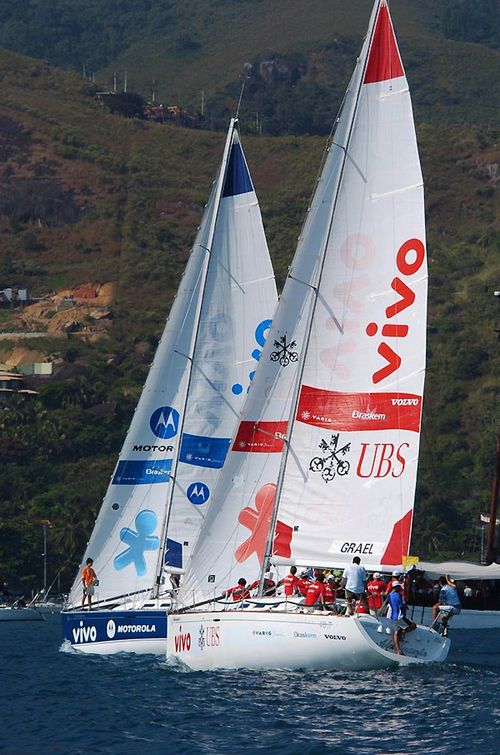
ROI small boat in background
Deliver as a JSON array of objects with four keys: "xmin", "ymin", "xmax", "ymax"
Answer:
[{"xmin": 0, "ymin": 598, "xmax": 43, "ymax": 622}]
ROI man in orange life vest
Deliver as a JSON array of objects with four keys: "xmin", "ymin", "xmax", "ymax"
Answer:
[{"xmin": 81, "ymin": 557, "xmax": 97, "ymax": 610}]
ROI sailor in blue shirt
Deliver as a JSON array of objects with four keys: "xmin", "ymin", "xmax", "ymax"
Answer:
[
  {"xmin": 386, "ymin": 584, "xmax": 407, "ymax": 655},
  {"xmin": 432, "ymin": 575, "xmax": 462, "ymax": 622}
]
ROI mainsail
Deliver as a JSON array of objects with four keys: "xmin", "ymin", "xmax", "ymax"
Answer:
[
  {"xmin": 180, "ymin": 0, "xmax": 427, "ymax": 605},
  {"xmin": 67, "ymin": 120, "xmax": 277, "ymax": 608}
]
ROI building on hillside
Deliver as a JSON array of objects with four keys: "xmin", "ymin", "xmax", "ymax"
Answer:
[{"xmin": 0, "ymin": 370, "xmax": 38, "ymax": 403}]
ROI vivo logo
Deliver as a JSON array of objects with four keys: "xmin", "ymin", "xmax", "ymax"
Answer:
[
  {"xmin": 366, "ymin": 238, "xmax": 425, "ymax": 384},
  {"xmin": 72, "ymin": 620, "xmax": 97, "ymax": 643},
  {"xmin": 174, "ymin": 625, "xmax": 191, "ymax": 652}
]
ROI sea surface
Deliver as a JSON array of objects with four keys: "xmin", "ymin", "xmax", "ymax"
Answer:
[{"xmin": 1, "ymin": 613, "xmax": 499, "ymax": 754}]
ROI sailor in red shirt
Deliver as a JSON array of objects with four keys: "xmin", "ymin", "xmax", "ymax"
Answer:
[
  {"xmin": 324, "ymin": 577, "xmax": 338, "ymax": 614},
  {"xmin": 367, "ymin": 571, "xmax": 386, "ymax": 615},
  {"xmin": 283, "ymin": 565, "xmax": 300, "ymax": 597},
  {"xmin": 297, "ymin": 572, "xmax": 312, "ymax": 597},
  {"xmin": 223, "ymin": 578, "xmax": 250, "ymax": 601},
  {"xmin": 304, "ymin": 573, "xmax": 327, "ymax": 609}
]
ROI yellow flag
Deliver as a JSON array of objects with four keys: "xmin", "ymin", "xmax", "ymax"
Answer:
[{"xmin": 402, "ymin": 555, "xmax": 420, "ymax": 569}]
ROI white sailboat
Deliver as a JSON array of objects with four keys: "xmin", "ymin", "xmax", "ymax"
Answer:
[
  {"xmin": 61, "ymin": 119, "xmax": 277, "ymax": 653},
  {"xmin": 167, "ymin": 0, "xmax": 450, "ymax": 670}
]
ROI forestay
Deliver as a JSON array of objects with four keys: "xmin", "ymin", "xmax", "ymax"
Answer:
[
  {"xmin": 179, "ymin": 0, "xmax": 427, "ymax": 605},
  {"xmin": 67, "ymin": 121, "xmax": 277, "ymax": 608}
]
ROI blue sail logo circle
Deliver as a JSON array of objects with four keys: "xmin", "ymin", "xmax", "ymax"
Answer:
[
  {"xmin": 187, "ymin": 482, "xmax": 210, "ymax": 505},
  {"xmin": 150, "ymin": 406, "xmax": 180, "ymax": 439}
]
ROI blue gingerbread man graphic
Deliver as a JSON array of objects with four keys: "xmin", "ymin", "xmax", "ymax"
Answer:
[{"xmin": 114, "ymin": 510, "xmax": 160, "ymax": 576}]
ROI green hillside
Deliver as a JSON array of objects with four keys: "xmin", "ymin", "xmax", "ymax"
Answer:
[
  {"xmin": 0, "ymin": 0, "xmax": 499, "ymax": 136},
  {"xmin": 0, "ymin": 18, "xmax": 498, "ymax": 591}
]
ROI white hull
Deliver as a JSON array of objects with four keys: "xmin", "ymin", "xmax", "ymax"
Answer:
[
  {"xmin": 409, "ymin": 605, "xmax": 500, "ymax": 630},
  {"xmin": 0, "ymin": 607, "xmax": 43, "ymax": 622},
  {"xmin": 167, "ymin": 608, "xmax": 449, "ymax": 671},
  {"xmin": 65, "ymin": 637, "xmax": 167, "ymax": 655}
]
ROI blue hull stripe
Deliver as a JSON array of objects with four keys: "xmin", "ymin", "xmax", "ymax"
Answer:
[{"xmin": 61, "ymin": 610, "xmax": 168, "ymax": 645}]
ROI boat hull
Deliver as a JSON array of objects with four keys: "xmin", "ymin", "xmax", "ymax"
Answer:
[
  {"xmin": 61, "ymin": 609, "xmax": 168, "ymax": 654},
  {"xmin": 0, "ymin": 607, "xmax": 43, "ymax": 622},
  {"xmin": 166, "ymin": 610, "xmax": 450, "ymax": 670}
]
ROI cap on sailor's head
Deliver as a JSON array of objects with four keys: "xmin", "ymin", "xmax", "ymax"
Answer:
[
  {"xmin": 373, "ymin": 572, "xmax": 381, "ymax": 579},
  {"xmin": 392, "ymin": 569, "xmax": 401, "ymax": 576}
]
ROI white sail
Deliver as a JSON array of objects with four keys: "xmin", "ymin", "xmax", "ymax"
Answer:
[
  {"xmin": 180, "ymin": 0, "xmax": 427, "ymax": 604},
  {"xmin": 163, "ymin": 130, "xmax": 277, "ymax": 577},
  {"xmin": 67, "ymin": 121, "xmax": 277, "ymax": 608}
]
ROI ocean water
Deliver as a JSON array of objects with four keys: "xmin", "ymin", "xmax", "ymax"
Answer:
[{"xmin": 1, "ymin": 613, "xmax": 499, "ymax": 754}]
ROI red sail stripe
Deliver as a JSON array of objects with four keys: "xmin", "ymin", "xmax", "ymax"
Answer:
[
  {"xmin": 380, "ymin": 509, "xmax": 413, "ymax": 565},
  {"xmin": 364, "ymin": 2, "xmax": 404, "ymax": 84},
  {"xmin": 297, "ymin": 385, "xmax": 422, "ymax": 433},
  {"xmin": 232, "ymin": 421, "xmax": 287, "ymax": 453}
]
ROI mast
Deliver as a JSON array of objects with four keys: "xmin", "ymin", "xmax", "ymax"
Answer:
[
  {"xmin": 152, "ymin": 119, "xmax": 238, "ymax": 597},
  {"xmin": 257, "ymin": 1, "xmax": 383, "ymax": 594},
  {"xmin": 486, "ymin": 422, "xmax": 500, "ymax": 564}
]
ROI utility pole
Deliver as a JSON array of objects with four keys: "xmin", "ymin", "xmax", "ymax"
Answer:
[
  {"xmin": 124, "ymin": 70, "xmax": 128, "ymax": 93},
  {"xmin": 152, "ymin": 79, "xmax": 156, "ymax": 104},
  {"xmin": 201, "ymin": 88, "xmax": 205, "ymax": 117},
  {"xmin": 113, "ymin": 72, "xmax": 117, "ymax": 93}
]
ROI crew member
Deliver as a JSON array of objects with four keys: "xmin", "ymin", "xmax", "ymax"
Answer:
[
  {"xmin": 324, "ymin": 577, "xmax": 337, "ymax": 613},
  {"xmin": 367, "ymin": 571, "xmax": 386, "ymax": 615},
  {"xmin": 81, "ymin": 557, "xmax": 97, "ymax": 611},
  {"xmin": 341, "ymin": 556, "xmax": 370, "ymax": 615},
  {"xmin": 386, "ymin": 584, "xmax": 407, "ymax": 655},
  {"xmin": 304, "ymin": 572, "xmax": 327, "ymax": 609},
  {"xmin": 283, "ymin": 565, "xmax": 300, "ymax": 597},
  {"xmin": 432, "ymin": 575, "xmax": 462, "ymax": 621},
  {"xmin": 223, "ymin": 578, "xmax": 250, "ymax": 601}
]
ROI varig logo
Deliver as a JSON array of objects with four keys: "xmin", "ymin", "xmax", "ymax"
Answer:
[
  {"xmin": 150, "ymin": 406, "xmax": 179, "ymax": 439},
  {"xmin": 72, "ymin": 620, "xmax": 97, "ymax": 644},
  {"xmin": 174, "ymin": 624, "xmax": 191, "ymax": 652},
  {"xmin": 309, "ymin": 433, "xmax": 350, "ymax": 483},
  {"xmin": 365, "ymin": 237, "xmax": 425, "ymax": 384}
]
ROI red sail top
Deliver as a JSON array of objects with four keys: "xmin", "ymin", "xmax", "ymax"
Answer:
[{"xmin": 364, "ymin": 1, "xmax": 404, "ymax": 84}]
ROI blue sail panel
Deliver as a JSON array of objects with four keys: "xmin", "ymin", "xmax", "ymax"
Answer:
[
  {"xmin": 222, "ymin": 142, "xmax": 253, "ymax": 197},
  {"xmin": 179, "ymin": 434, "xmax": 231, "ymax": 469},
  {"xmin": 112, "ymin": 459, "xmax": 172, "ymax": 485},
  {"xmin": 164, "ymin": 538, "xmax": 183, "ymax": 569}
]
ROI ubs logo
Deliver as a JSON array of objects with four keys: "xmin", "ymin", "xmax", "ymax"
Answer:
[
  {"xmin": 150, "ymin": 406, "xmax": 179, "ymax": 439},
  {"xmin": 309, "ymin": 433, "xmax": 351, "ymax": 483}
]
